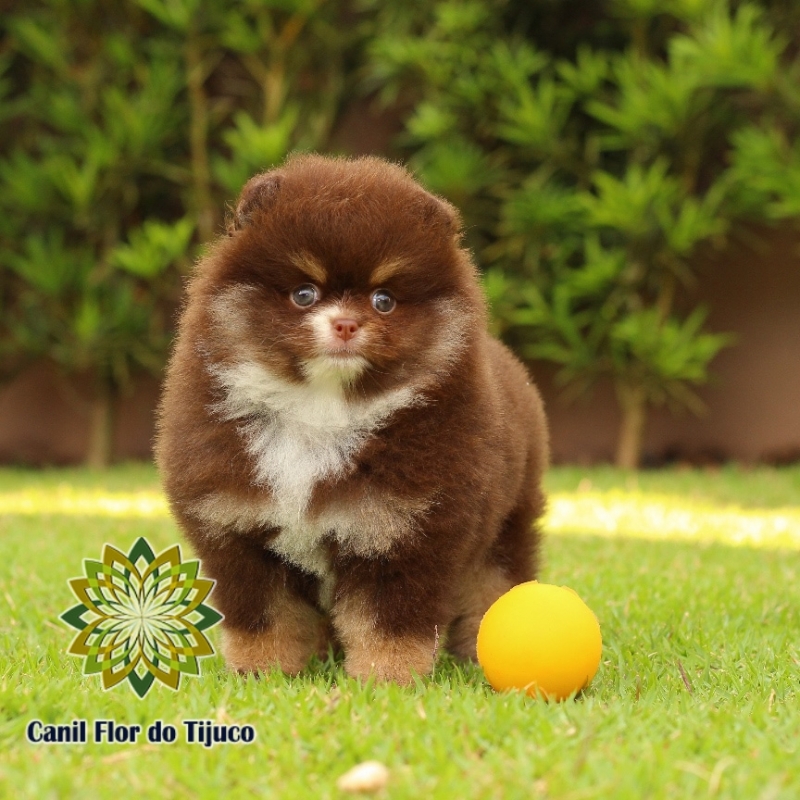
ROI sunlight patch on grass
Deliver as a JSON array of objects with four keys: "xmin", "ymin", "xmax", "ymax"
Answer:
[
  {"xmin": 1, "ymin": 471, "xmax": 798, "ymax": 553},
  {"xmin": 0, "ymin": 485, "xmax": 169, "ymax": 518},
  {"xmin": 545, "ymin": 490, "xmax": 800, "ymax": 549}
]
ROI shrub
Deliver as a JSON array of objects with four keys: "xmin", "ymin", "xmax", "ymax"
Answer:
[
  {"xmin": 0, "ymin": 0, "xmax": 358, "ymax": 465},
  {"xmin": 364, "ymin": 0, "xmax": 800, "ymax": 466}
]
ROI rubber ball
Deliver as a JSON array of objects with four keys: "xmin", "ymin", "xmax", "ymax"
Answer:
[{"xmin": 477, "ymin": 581, "xmax": 602, "ymax": 701}]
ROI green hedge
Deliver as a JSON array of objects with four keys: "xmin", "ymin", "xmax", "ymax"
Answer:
[
  {"xmin": 364, "ymin": 0, "xmax": 800, "ymax": 466},
  {"xmin": 2, "ymin": 0, "xmax": 800, "ymax": 466},
  {"xmin": 0, "ymin": 0, "xmax": 360, "ymax": 465}
]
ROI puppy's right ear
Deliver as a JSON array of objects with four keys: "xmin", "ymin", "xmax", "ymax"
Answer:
[{"xmin": 228, "ymin": 172, "xmax": 283, "ymax": 233}]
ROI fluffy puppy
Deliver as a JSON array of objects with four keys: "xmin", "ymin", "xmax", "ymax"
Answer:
[{"xmin": 155, "ymin": 154, "xmax": 548, "ymax": 684}]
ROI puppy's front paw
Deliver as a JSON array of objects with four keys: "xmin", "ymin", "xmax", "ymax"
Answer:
[
  {"xmin": 221, "ymin": 616, "xmax": 325, "ymax": 676},
  {"xmin": 344, "ymin": 635, "xmax": 435, "ymax": 685}
]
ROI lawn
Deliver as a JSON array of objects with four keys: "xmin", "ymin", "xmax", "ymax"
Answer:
[{"xmin": 0, "ymin": 463, "xmax": 798, "ymax": 799}]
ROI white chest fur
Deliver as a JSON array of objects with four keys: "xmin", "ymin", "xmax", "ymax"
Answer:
[{"xmin": 198, "ymin": 359, "xmax": 425, "ymax": 582}]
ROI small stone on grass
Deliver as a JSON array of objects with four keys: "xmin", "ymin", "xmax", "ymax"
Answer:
[{"xmin": 336, "ymin": 761, "xmax": 389, "ymax": 793}]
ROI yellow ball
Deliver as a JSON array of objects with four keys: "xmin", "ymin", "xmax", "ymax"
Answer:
[{"xmin": 477, "ymin": 581, "xmax": 602, "ymax": 701}]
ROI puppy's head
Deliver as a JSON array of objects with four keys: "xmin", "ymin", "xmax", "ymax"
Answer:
[{"xmin": 196, "ymin": 154, "xmax": 484, "ymax": 399}]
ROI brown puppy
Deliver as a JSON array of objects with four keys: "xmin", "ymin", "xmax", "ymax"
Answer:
[{"xmin": 155, "ymin": 154, "xmax": 548, "ymax": 684}]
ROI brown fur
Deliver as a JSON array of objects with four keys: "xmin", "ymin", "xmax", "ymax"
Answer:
[{"xmin": 155, "ymin": 154, "xmax": 549, "ymax": 684}]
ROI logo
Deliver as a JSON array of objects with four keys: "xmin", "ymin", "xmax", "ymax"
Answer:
[{"xmin": 60, "ymin": 537, "xmax": 222, "ymax": 699}]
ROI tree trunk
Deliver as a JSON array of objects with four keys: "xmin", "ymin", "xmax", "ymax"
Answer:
[
  {"xmin": 185, "ymin": 32, "xmax": 215, "ymax": 242},
  {"xmin": 615, "ymin": 383, "xmax": 647, "ymax": 470},
  {"xmin": 86, "ymin": 382, "xmax": 114, "ymax": 469}
]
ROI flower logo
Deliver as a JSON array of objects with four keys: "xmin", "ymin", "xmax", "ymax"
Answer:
[{"xmin": 60, "ymin": 537, "xmax": 222, "ymax": 698}]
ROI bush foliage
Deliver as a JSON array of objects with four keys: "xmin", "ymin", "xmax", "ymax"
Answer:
[
  {"xmin": 0, "ymin": 0, "xmax": 358, "ymax": 465},
  {"xmin": 364, "ymin": 0, "xmax": 800, "ymax": 465},
  {"xmin": 2, "ymin": 0, "xmax": 800, "ymax": 465}
]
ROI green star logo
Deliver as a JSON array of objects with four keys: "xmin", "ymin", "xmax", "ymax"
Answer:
[{"xmin": 60, "ymin": 537, "xmax": 222, "ymax": 699}]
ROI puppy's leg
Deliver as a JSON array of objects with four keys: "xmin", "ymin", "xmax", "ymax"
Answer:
[
  {"xmin": 447, "ymin": 493, "xmax": 544, "ymax": 661},
  {"xmin": 193, "ymin": 533, "xmax": 326, "ymax": 675},
  {"xmin": 446, "ymin": 564, "xmax": 516, "ymax": 661},
  {"xmin": 330, "ymin": 554, "xmax": 444, "ymax": 685}
]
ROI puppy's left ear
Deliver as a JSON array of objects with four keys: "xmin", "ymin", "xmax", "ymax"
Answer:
[
  {"xmin": 228, "ymin": 171, "xmax": 284, "ymax": 234},
  {"xmin": 420, "ymin": 191, "xmax": 462, "ymax": 237}
]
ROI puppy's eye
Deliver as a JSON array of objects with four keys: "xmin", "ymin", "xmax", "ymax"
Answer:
[
  {"xmin": 290, "ymin": 284, "xmax": 320, "ymax": 308},
  {"xmin": 371, "ymin": 289, "xmax": 396, "ymax": 314}
]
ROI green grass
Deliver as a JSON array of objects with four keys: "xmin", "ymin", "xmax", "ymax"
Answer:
[{"xmin": 1, "ymin": 463, "xmax": 798, "ymax": 799}]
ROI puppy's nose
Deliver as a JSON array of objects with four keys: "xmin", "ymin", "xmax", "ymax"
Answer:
[{"xmin": 332, "ymin": 318, "xmax": 360, "ymax": 342}]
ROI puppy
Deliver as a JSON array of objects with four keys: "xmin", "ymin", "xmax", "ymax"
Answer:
[{"xmin": 155, "ymin": 154, "xmax": 548, "ymax": 684}]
